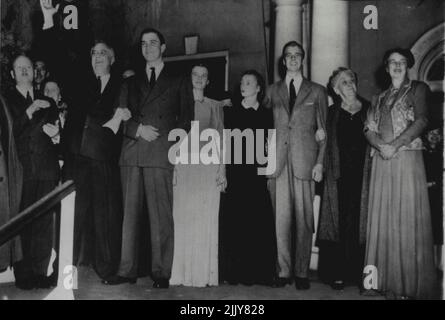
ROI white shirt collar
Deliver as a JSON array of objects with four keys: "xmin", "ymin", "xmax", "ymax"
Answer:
[
  {"xmin": 241, "ymin": 99, "xmax": 260, "ymax": 111},
  {"xmin": 285, "ymin": 72, "xmax": 303, "ymax": 90},
  {"xmin": 146, "ymin": 61, "xmax": 165, "ymax": 80},
  {"xmin": 16, "ymin": 85, "xmax": 34, "ymax": 101}
]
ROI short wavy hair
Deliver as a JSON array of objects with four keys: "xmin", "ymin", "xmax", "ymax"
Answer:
[
  {"xmin": 329, "ymin": 67, "xmax": 358, "ymax": 93},
  {"xmin": 383, "ymin": 47, "xmax": 415, "ymax": 69}
]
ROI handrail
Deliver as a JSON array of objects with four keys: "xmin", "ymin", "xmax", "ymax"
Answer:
[{"xmin": 0, "ymin": 180, "xmax": 75, "ymax": 247}]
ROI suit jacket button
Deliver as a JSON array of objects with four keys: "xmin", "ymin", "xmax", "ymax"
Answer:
[{"xmin": 84, "ymin": 125, "xmax": 88, "ymax": 129}]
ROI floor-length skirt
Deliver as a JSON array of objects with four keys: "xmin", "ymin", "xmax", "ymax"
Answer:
[
  {"xmin": 170, "ymin": 162, "xmax": 220, "ymax": 287},
  {"xmin": 220, "ymin": 167, "xmax": 276, "ymax": 284},
  {"xmin": 364, "ymin": 150, "xmax": 437, "ymax": 299}
]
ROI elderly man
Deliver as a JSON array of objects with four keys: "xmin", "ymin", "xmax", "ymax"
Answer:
[
  {"xmin": 40, "ymin": 0, "xmax": 129, "ymax": 280},
  {"xmin": 0, "ymin": 95, "xmax": 23, "ymax": 280},
  {"xmin": 4, "ymin": 54, "xmax": 60, "ymax": 290}
]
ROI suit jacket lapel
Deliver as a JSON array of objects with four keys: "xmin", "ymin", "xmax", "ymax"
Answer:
[
  {"xmin": 137, "ymin": 71, "xmax": 151, "ymax": 108},
  {"xmin": 294, "ymin": 79, "xmax": 312, "ymax": 111},
  {"xmin": 145, "ymin": 68, "xmax": 171, "ymax": 105}
]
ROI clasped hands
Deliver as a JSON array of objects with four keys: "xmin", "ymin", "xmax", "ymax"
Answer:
[
  {"xmin": 378, "ymin": 143, "xmax": 398, "ymax": 160},
  {"xmin": 26, "ymin": 99, "xmax": 51, "ymax": 119},
  {"xmin": 136, "ymin": 124, "xmax": 159, "ymax": 142}
]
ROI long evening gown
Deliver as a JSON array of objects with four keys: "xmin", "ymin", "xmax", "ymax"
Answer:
[
  {"xmin": 364, "ymin": 82, "xmax": 437, "ymax": 299},
  {"xmin": 219, "ymin": 101, "xmax": 276, "ymax": 285},
  {"xmin": 170, "ymin": 97, "xmax": 223, "ymax": 287}
]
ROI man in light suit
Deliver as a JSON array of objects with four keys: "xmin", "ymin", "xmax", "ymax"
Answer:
[
  {"xmin": 265, "ymin": 41, "xmax": 328, "ymax": 290},
  {"xmin": 103, "ymin": 28, "xmax": 193, "ymax": 288}
]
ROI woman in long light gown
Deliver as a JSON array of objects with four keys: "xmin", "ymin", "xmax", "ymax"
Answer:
[
  {"xmin": 363, "ymin": 48, "xmax": 437, "ymax": 299},
  {"xmin": 169, "ymin": 64, "xmax": 226, "ymax": 287}
]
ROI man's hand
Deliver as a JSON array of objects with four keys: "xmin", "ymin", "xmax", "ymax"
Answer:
[
  {"xmin": 114, "ymin": 108, "xmax": 132, "ymax": 122},
  {"xmin": 40, "ymin": 0, "xmax": 60, "ymax": 16},
  {"xmin": 137, "ymin": 125, "xmax": 160, "ymax": 142},
  {"xmin": 40, "ymin": 0, "xmax": 60, "ymax": 29},
  {"xmin": 222, "ymin": 99, "xmax": 232, "ymax": 107},
  {"xmin": 315, "ymin": 129, "xmax": 326, "ymax": 143},
  {"xmin": 312, "ymin": 164, "xmax": 323, "ymax": 182},
  {"xmin": 26, "ymin": 99, "xmax": 51, "ymax": 119},
  {"xmin": 43, "ymin": 122, "xmax": 60, "ymax": 144}
]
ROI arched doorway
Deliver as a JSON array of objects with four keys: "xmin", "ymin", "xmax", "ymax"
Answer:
[{"xmin": 411, "ymin": 22, "xmax": 444, "ymax": 271}]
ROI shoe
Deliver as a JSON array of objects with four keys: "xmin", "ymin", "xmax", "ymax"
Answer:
[
  {"xmin": 35, "ymin": 275, "xmax": 56, "ymax": 289},
  {"xmin": 330, "ymin": 280, "xmax": 344, "ymax": 291},
  {"xmin": 272, "ymin": 277, "xmax": 291, "ymax": 288},
  {"xmin": 153, "ymin": 278, "xmax": 169, "ymax": 289},
  {"xmin": 294, "ymin": 277, "xmax": 310, "ymax": 290},
  {"xmin": 15, "ymin": 277, "xmax": 37, "ymax": 290},
  {"xmin": 102, "ymin": 275, "xmax": 137, "ymax": 285}
]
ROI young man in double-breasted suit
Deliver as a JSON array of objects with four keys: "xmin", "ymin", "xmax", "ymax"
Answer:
[
  {"xmin": 103, "ymin": 28, "xmax": 194, "ymax": 288},
  {"xmin": 265, "ymin": 41, "xmax": 328, "ymax": 290}
]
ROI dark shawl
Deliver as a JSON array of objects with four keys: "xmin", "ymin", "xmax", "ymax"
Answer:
[
  {"xmin": 317, "ymin": 96, "xmax": 372, "ymax": 245},
  {"xmin": 0, "ymin": 95, "xmax": 23, "ymax": 269}
]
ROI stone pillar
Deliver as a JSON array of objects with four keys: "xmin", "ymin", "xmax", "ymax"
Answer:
[
  {"xmin": 310, "ymin": 0, "xmax": 349, "ymax": 87},
  {"xmin": 309, "ymin": 0, "xmax": 349, "ymax": 271},
  {"xmin": 273, "ymin": 0, "xmax": 305, "ymax": 81}
]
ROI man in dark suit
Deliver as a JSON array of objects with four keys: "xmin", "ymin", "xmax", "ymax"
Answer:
[
  {"xmin": 0, "ymin": 95, "xmax": 23, "ymax": 277},
  {"xmin": 265, "ymin": 41, "xmax": 328, "ymax": 290},
  {"xmin": 4, "ymin": 54, "xmax": 60, "ymax": 290},
  {"xmin": 40, "ymin": 0, "xmax": 127, "ymax": 280},
  {"xmin": 103, "ymin": 28, "xmax": 193, "ymax": 288}
]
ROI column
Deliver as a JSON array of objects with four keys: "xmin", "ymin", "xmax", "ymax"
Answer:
[
  {"xmin": 309, "ymin": 0, "xmax": 349, "ymax": 271},
  {"xmin": 310, "ymin": 0, "xmax": 349, "ymax": 87},
  {"xmin": 273, "ymin": 0, "xmax": 305, "ymax": 81}
]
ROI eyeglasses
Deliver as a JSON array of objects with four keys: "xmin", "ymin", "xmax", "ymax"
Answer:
[
  {"xmin": 388, "ymin": 60, "xmax": 407, "ymax": 67},
  {"xmin": 142, "ymin": 40, "xmax": 161, "ymax": 48},
  {"xmin": 91, "ymin": 49, "xmax": 109, "ymax": 57},
  {"xmin": 285, "ymin": 53, "xmax": 303, "ymax": 60}
]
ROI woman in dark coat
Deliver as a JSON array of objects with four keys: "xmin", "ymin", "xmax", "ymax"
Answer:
[
  {"xmin": 0, "ymin": 95, "xmax": 23, "ymax": 272},
  {"xmin": 317, "ymin": 67, "xmax": 371, "ymax": 290}
]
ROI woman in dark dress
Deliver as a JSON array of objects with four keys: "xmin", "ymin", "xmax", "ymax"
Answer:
[
  {"xmin": 220, "ymin": 70, "xmax": 276, "ymax": 286},
  {"xmin": 318, "ymin": 67, "xmax": 371, "ymax": 290}
]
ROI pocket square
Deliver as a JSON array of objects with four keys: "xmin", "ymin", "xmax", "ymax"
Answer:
[{"xmin": 305, "ymin": 102, "xmax": 314, "ymax": 105}]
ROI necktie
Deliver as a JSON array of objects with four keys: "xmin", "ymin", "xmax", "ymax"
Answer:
[
  {"xmin": 25, "ymin": 91, "xmax": 33, "ymax": 106},
  {"xmin": 97, "ymin": 76, "xmax": 102, "ymax": 94},
  {"xmin": 289, "ymin": 78, "xmax": 297, "ymax": 113},
  {"xmin": 149, "ymin": 67, "xmax": 156, "ymax": 89}
]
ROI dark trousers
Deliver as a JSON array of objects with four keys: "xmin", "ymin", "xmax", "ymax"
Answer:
[
  {"xmin": 118, "ymin": 166, "xmax": 173, "ymax": 280},
  {"xmin": 68, "ymin": 155, "xmax": 123, "ymax": 279},
  {"xmin": 14, "ymin": 179, "xmax": 56, "ymax": 280}
]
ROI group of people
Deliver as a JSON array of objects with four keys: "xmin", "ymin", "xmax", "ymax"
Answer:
[{"xmin": 0, "ymin": 0, "xmax": 441, "ymax": 300}]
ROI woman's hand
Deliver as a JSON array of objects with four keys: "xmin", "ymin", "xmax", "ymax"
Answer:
[
  {"xmin": 378, "ymin": 144, "xmax": 397, "ymax": 160},
  {"xmin": 312, "ymin": 164, "xmax": 323, "ymax": 182},
  {"xmin": 216, "ymin": 167, "xmax": 227, "ymax": 192}
]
